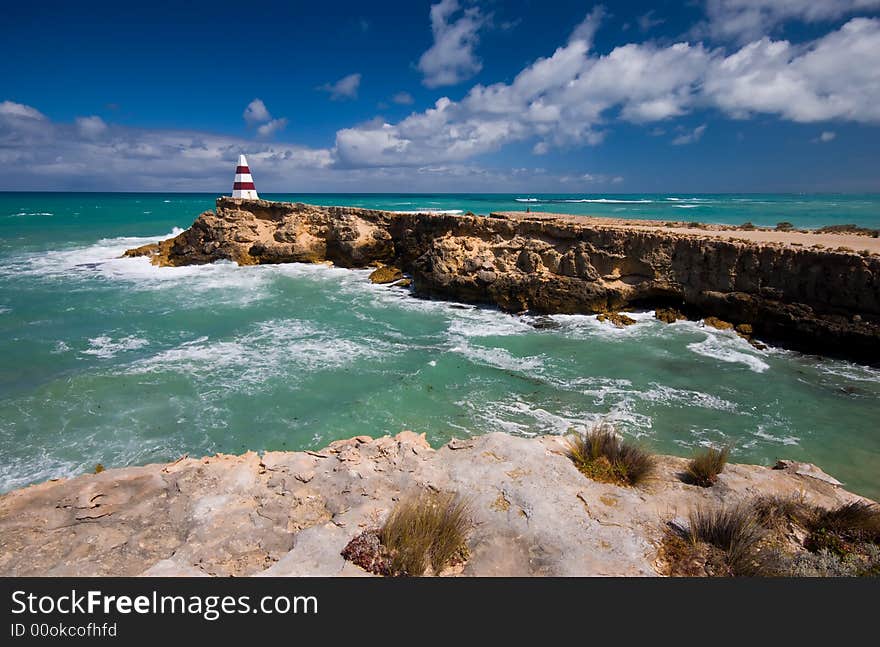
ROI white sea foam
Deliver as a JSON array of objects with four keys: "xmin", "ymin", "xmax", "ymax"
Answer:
[
  {"xmin": 446, "ymin": 308, "xmax": 533, "ymax": 338},
  {"xmin": 448, "ymin": 337, "xmax": 545, "ymax": 375},
  {"xmin": 687, "ymin": 332, "xmax": 770, "ymax": 373},
  {"xmin": 2, "ymin": 228, "xmax": 184, "ymax": 280},
  {"xmin": 390, "ymin": 209, "xmax": 464, "ymax": 215},
  {"xmin": 812, "ymin": 360, "xmax": 880, "ymax": 384},
  {"xmin": 9, "ymin": 211, "xmax": 53, "ymax": 217},
  {"xmin": 548, "ymin": 311, "xmax": 656, "ymax": 340},
  {"xmin": 750, "ymin": 426, "xmax": 800, "ymax": 446},
  {"xmin": 674, "ymin": 204, "xmax": 702, "ymax": 208},
  {"xmin": 515, "ymin": 198, "xmax": 539, "ymax": 202},
  {"xmin": 0, "ymin": 306, "xmax": 9, "ymax": 315},
  {"xmin": 126, "ymin": 318, "xmax": 392, "ymax": 391},
  {"xmin": 82, "ymin": 335, "xmax": 150, "ymax": 359},
  {"xmin": 563, "ymin": 198, "xmax": 653, "ymax": 204}
]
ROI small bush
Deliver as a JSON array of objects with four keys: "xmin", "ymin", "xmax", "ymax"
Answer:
[
  {"xmin": 687, "ymin": 504, "xmax": 767, "ymax": 576},
  {"xmin": 789, "ymin": 545, "xmax": 880, "ymax": 577},
  {"xmin": 379, "ymin": 491, "xmax": 471, "ymax": 576},
  {"xmin": 682, "ymin": 446, "xmax": 730, "ymax": 487},
  {"xmin": 751, "ymin": 495, "xmax": 813, "ymax": 530},
  {"xmin": 567, "ymin": 423, "xmax": 655, "ymax": 487},
  {"xmin": 808, "ymin": 501, "xmax": 880, "ymax": 548},
  {"xmin": 776, "ymin": 222, "xmax": 794, "ymax": 231}
]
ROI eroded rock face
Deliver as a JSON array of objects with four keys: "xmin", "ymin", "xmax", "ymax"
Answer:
[
  {"xmin": 0, "ymin": 432, "xmax": 868, "ymax": 577},
  {"xmin": 124, "ymin": 198, "xmax": 880, "ymax": 362}
]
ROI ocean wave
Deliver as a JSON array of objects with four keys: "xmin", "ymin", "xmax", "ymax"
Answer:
[
  {"xmin": 390, "ymin": 209, "xmax": 463, "ymax": 215},
  {"xmin": 563, "ymin": 198, "xmax": 653, "ymax": 204},
  {"xmin": 448, "ymin": 337, "xmax": 545, "ymax": 376},
  {"xmin": 515, "ymin": 198, "xmax": 539, "ymax": 202},
  {"xmin": 446, "ymin": 308, "xmax": 534, "ymax": 338},
  {"xmin": 8, "ymin": 211, "xmax": 53, "ymax": 217},
  {"xmin": 125, "ymin": 319, "xmax": 393, "ymax": 391},
  {"xmin": 674, "ymin": 204, "xmax": 702, "ymax": 208},
  {"xmin": 687, "ymin": 332, "xmax": 770, "ymax": 373},
  {"xmin": 82, "ymin": 335, "xmax": 150, "ymax": 359},
  {"xmin": 1, "ymin": 228, "xmax": 185, "ymax": 280},
  {"xmin": 548, "ymin": 311, "xmax": 657, "ymax": 340}
]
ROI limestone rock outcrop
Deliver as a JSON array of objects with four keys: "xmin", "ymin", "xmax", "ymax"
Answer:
[
  {"xmin": 0, "ymin": 432, "xmax": 868, "ymax": 577},
  {"xmin": 124, "ymin": 198, "xmax": 880, "ymax": 362}
]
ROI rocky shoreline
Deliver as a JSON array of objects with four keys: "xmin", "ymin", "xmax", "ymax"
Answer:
[
  {"xmin": 125, "ymin": 198, "xmax": 880, "ymax": 363},
  {"xmin": 0, "ymin": 431, "xmax": 873, "ymax": 577}
]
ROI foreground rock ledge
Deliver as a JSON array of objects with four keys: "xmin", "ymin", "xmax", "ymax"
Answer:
[
  {"xmin": 125, "ymin": 198, "xmax": 880, "ymax": 362},
  {"xmin": 0, "ymin": 432, "xmax": 870, "ymax": 577}
]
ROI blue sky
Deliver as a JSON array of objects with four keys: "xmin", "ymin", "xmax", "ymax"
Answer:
[{"xmin": 2, "ymin": 0, "xmax": 880, "ymax": 192}]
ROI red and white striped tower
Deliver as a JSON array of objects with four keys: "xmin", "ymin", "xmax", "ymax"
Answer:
[{"xmin": 232, "ymin": 154, "xmax": 259, "ymax": 199}]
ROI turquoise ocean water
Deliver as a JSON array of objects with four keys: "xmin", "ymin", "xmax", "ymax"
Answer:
[{"xmin": 1, "ymin": 193, "xmax": 879, "ymax": 498}]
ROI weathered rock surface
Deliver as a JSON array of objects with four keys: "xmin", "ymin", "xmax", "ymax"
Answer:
[
  {"xmin": 124, "ymin": 198, "xmax": 880, "ymax": 362},
  {"xmin": 0, "ymin": 432, "xmax": 870, "ymax": 577}
]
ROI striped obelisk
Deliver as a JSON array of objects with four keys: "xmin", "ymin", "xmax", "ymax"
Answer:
[{"xmin": 232, "ymin": 154, "xmax": 259, "ymax": 199}]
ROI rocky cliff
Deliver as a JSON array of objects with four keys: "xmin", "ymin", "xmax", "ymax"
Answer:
[
  {"xmin": 0, "ymin": 432, "xmax": 869, "ymax": 577},
  {"xmin": 125, "ymin": 198, "xmax": 880, "ymax": 362}
]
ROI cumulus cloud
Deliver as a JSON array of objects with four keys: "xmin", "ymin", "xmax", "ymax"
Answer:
[
  {"xmin": 815, "ymin": 130, "xmax": 837, "ymax": 142},
  {"xmin": 75, "ymin": 115, "xmax": 108, "ymax": 138},
  {"xmin": 336, "ymin": 13, "xmax": 880, "ymax": 168},
  {"xmin": 243, "ymin": 98, "xmax": 272, "ymax": 125},
  {"xmin": 0, "ymin": 101, "xmax": 332, "ymax": 190},
  {"xmin": 702, "ymin": 0, "xmax": 880, "ymax": 43},
  {"xmin": 4, "ymin": 8, "xmax": 880, "ymax": 190},
  {"xmin": 256, "ymin": 118, "xmax": 288, "ymax": 137},
  {"xmin": 703, "ymin": 18, "xmax": 880, "ymax": 122},
  {"xmin": 672, "ymin": 124, "xmax": 707, "ymax": 145},
  {"xmin": 319, "ymin": 73, "xmax": 362, "ymax": 100},
  {"xmin": 392, "ymin": 91, "xmax": 414, "ymax": 105},
  {"xmin": 418, "ymin": 0, "xmax": 486, "ymax": 87},
  {"xmin": 242, "ymin": 98, "xmax": 288, "ymax": 138},
  {"xmin": 1, "ymin": 99, "xmax": 601, "ymax": 192},
  {"xmin": 0, "ymin": 100, "xmax": 46, "ymax": 120}
]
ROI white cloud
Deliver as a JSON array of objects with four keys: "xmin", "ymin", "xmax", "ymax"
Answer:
[
  {"xmin": 392, "ymin": 91, "xmax": 414, "ymax": 105},
  {"xmin": 0, "ymin": 100, "xmax": 46, "ymax": 120},
  {"xmin": 4, "ymin": 9, "xmax": 880, "ymax": 190},
  {"xmin": 256, "ymin": 118, "xmax": 288, "ymax": 137},
  {"xmin": 638, "ymin": 10, "xmax": 665, "ymax": 32},
  {"xmin": 815, "ymin": 130, "xmax": 837, "ymax": 142},
  {"xmin": 418, "ymin": 0, "xmax": 486, "ymax": 87},
  {"xmin": 319, "ymin": 73, "xmax": 362, "ymax": 100},
  {"xmin": 336, "ymin": 13, "xmax": 880, "ymax": 168},
  {"xmin": 702, "ymin": 0, "xmax": 880, "ymax": 43},
  {"xmin": 243, "ymin": 98, "xmax": 272, "ymax": 124},
  {"xmin": 704, "ymin": 18, "xmax": 880, "ymax": 122},
  {"xmin": 75, "ymin": 115, "xmax": 108, "ymax": 138},
  {"xmin": 672, "ymin": 124, "xmax": 707, "ymax": 145},
  {"xmin": 242, "ymin": 99, "xmax": 288, "ymax": 138},
  {"xmin": 0, "ymin": 101, "xmax": 332, "ymax": 190}
]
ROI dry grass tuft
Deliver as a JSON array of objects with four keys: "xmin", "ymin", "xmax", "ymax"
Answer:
[
  {"xmin": 379, "ymin": 490, "xmax": 471, "ymax": 576},
  {"xmin": 806, "ymin": 501, "xmax": 880, "ymax": 551},
  {"xmin": 566, "ymin": 423, "xmax": 655, "ymax": 487},
  {"xmin": 682, "ymin": 446, "xmax": 730, "ymax": 487},
  {"xmin": 661, "ymin": 496, "xmax": 880, "ymax": 577},
  {"xmin": 687, "ymin": 504, "xmax": 767, "ymax": 575}
]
